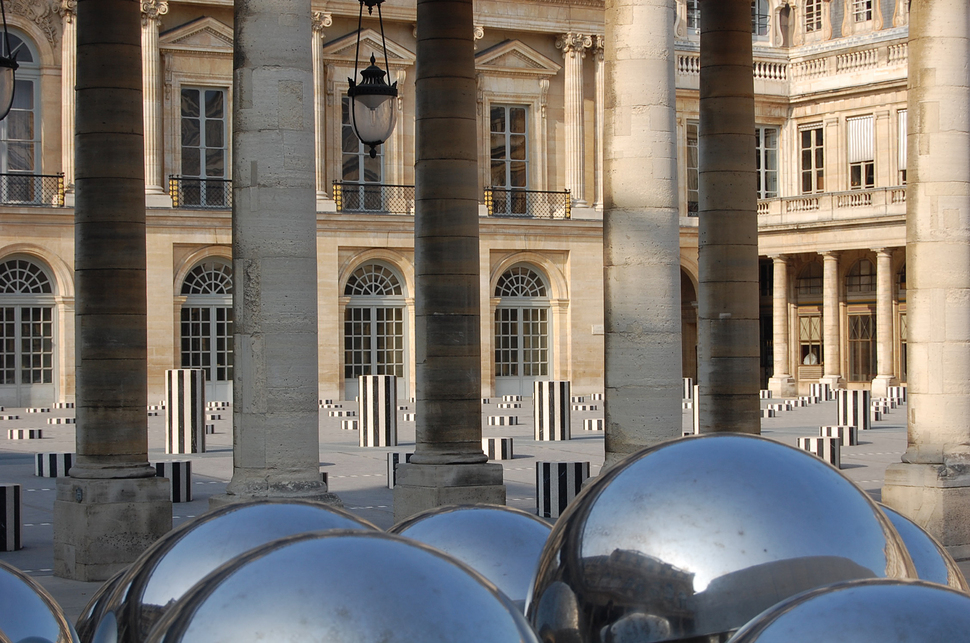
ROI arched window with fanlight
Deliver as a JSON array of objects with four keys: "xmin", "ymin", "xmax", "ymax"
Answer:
[
  {"xmin": 494, "ymin": 264, "xmax": 551, "ymax": 396},
  {"xmin": 0, "ymin": 31, "xmax": 42, "ymax": 204},
  {"xmin": 180, "ymin": 260, "xmax": 233, "ymax": 401},
  {"xmin": 0, "ymin": 257, "xmax": 56, "ymax": 406},
  {"xmin": 343, "ymin": 261, "xmax": 407, "ymax": 400}
]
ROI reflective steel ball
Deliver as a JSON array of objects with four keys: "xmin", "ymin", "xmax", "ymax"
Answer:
[
  {"xmin": 729, "ymin": 579, "xmax": 970, "ymax": 642},
  {"xmin": 0, "ymin": 559, "xmax": 78, "ymax": 643},
  {"xmin": 879, "ymin": 504, "xmax": 969, "ymax": 591},
  {"xmin": 144, "ymin": 531, "xmax": 541, "ymax": 643},
  {"xmin": 76, "ymin": 567, "xmax": 127, "ymax": 643},
  {"xmin": 95, "ymin": 500, "xmax": 376, "ymax": 643},
  {"xmin": 526, "ymin": 434, "xmax": 916, "ymax": 643},
  {"xmin": 390, "ymin": 504, "xmax": 552, "ymax": 609}
]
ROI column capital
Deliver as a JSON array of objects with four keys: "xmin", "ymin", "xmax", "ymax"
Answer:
[
  {"xmin": 141, "ymin": 0, "xmax": 168, "ymax": 26},
  {"xmin": 57, "ymin": 0, "xmax": 78, "ymax": 22},
  {"xmin": 820, "ymin": 250, "xmax": 840, "ymax": 260},
  {"xmin": 312, "ymin": 11, "xmax": 333, "ymax": 34},
  {"xmin": 872, "ymin": 247, "xmax": 893, "ymax": 258},
  {"xmin": 556, "ymin": 32, "xmax": 592, "ymax": 57},
  {"xmin": 592, "ymin": 34, "xmax": 605, "ymax": 58},
  {"xmin": 474, "ymin": 25, "xmax": 485, "ymax": 41},
  {"xmin": 769, "ymin": 254, "xmax": 789, "ymax": 263}
]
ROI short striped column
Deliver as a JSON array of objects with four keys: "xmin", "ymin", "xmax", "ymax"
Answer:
[
  {"xmin": 810, "ymin": 382, "xmax": 832, "ymax": 401},
  {"xmin": 35, "ymin": 453, "xmax": 73, "ymax": 477},
  {"xmin": 387, "ymin": 452, "xmax": 413, "ymax": 489},
  {"xmin": 583, "ymin": 418, "xmax": 604, "ymax": 431},
  {"xmin": 536, "ymin": 461, "xmax": 590, "ymax": 519},
  {"xmin": 482, "ymin": 437, "xmax": 513, "ymax": 461},
  {"xmin": 590, "ymin": 393, "xmax": 604, "ymax": 401},
  {"xmin": 820, "ymin": 425, "xmax": 858, "ymax": 447},
  {"xmin": 154, "ymin": 461, "xmax": 192, "ymax": 503},
  {"xmin": 761, "ymin": 408, "xmax": 776, "ymax": 418},
  {"xmin": 692, "ymin": 385, "xmax": 699, "ymax": 434},
  {"xmin": 165, "ymin": 369, "xmax": 206, "ymax": 454},
  {"xmin": 1, "ymin": 484, "xmax": 21, "ymax": 551},
  {"xmin": 683, "ymin": 378, "xmax": 693, "ymax": 400},
  {"xmin": 534, "ymin": 381, "xmax": 571, "ymax": 441},
  {"xmin": 341, "ymin": 420, "xmax": 358, "ymax": 431},
  {"xmin": 888, "ymin": 385, "xmax": 906, "ymax": 403},
  {"xmin": 7, "ymin": 429, "xmax": 42, "ymax": 440},
  {"xmin": 759, "ymin": 390, "xmax": 772, "ymax": 399},
  {"xmin": 487, "ymin": 416, "xmax": 518, "ymax": 426},
  {"xmin": 358, "ymin": 375, "xmax": 397, "ymax": 447},
  {"xmin": 837, "ymin": 389, "xmax": 871, "ymax": 430},
  {"xmin": 797, "ymin": 436, "xmax": 841, "ymax": 468}
]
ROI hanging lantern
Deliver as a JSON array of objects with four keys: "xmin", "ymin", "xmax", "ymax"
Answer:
[{"xmin": 347, "ymin": 0, "xmax": 398, "ymax": 158}]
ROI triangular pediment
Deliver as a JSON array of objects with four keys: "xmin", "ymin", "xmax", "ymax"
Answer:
[
  {"xmin": 321, "ymin": 29, "xmax": 415, "ymax": 66},
  {"xmin": 476, "ymin": 40, "xmax": 561, "ymax": 76},
  {"xmin": 160, "ymin": 17, "xmax": 233, "ymax": 52}
]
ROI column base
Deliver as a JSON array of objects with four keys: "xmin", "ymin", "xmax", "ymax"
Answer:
[
  {"xmin": 570, "ymin": 205, "xmax": 600, "ymax": 220},
  {"xmin": 883, "ymin": 462, "xmax": 970, "ymax": 560},
  {"xmin": 767, "ymin": 374, "xmax": 797, "ymax": 399},
  {"xmin": 209, "ymin": 479, "xmax": 341, "ymax": 511},
  {"xmin": 316, "ymin": 195, "xmax": 337, "ymax": 213},
  {"xmin": 145, "ymin": 190, "xmax": 173, "ymax": 208},
  {"xmin": 53, "ymin": 476, "xmax": 172, "ymax": 582},
  {"xmin": 393, "ymin": 462, "xmax": 506, "ymax": 523},
  {"xmin": 870, "ymin": 375, "xmax": 898, "ymax": 399},
  {"xmin": 819, "ymin": 375, "xmax": 845, "ymax": 389}
]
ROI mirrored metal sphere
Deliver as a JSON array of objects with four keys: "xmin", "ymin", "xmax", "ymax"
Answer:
[
  {"xmin": 879, "ymin": 504, "xmax": 969, "ymax": 591},
  {"xmin": 96, "ymin": 500, "xmax": 376, "ymax": 643},
  {"xmin": 0, "ymin": 627, "xmax": 11, "ymax": 643},
  {"xmin": 390, "ymin": 504, "xmax": 552, "ymax": 609},
  {"xmin": 0, "ymin": 559, "xmax": 78, "ymax": 643},
  {"xmin": 526, "ymin": 434, "xmax": 916, "ymax": 643},
  {"xmin": 729, "ymin": 579, "xmax": 970, "ymax": 642},
  {"xmin": 144, "ymin": 531, "xmax": 541, "ymax": 643},
  {"xmin": 76, "ymin": 567, "xmax": 127, "ymax": 643}
]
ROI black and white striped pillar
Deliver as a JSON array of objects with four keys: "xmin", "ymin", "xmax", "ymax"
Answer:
[
  {"xmin": 820, "ymin": 425, "xmax": 858, "ymax": 447},
  {"xmin": 797, "ymin": 436, "xmax": 841, "ymax": 468},
  {"xmin": 1, "ymin": 484, "xmax": 21, "ymax": 551},
  {"xmin": 683, "ymin": 378, "xmax": 693, "ymax": 400},
  {"xmin": 387, "ymin": 451, "xmax": 413, "ymax": 489},
  {"xmin": 482, "ymin": 437, "xmax": 513, "ymax": 461},
  {"xmin": 165, "ymin": 368, "xmax": 206, "ymax": 454},
  {"xmin": 837, "ymin": 389, "xmax": 871, "ymax": 430},
  {"xmin": 534, "ymin": 380, "xmax": 571, "ymax": 441},
  {"xmin": 887, "ymin": 385, "xmax": 906, "ymax": 403},
  {"xmin": 7, "ymin": 429, "xmax": 42, "ymax": 440},
  {"xmin": 35, "ymin": 452, "xmax": 74, "ymax": 477},
  {"xmin": 359, "ymin": 375, "xmax": 397, "ymax": 447},
  {"xmin": 811, "ymin": 382, "xmax": 832, "ymax": 401},
  {"xmin": 153, "ymin": 461, "xmax": 192, "ymax": 503},
  {"xmin": 536, "ymin": 461, "xmax": 589, "ymax": 519}
]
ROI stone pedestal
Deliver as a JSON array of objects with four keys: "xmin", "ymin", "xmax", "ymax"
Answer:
[
  {"xmin": 53, "ymin": 477, "xmax": 172, "ymax": 581},
  {"xmin": 393, "ymin": 463, "xmax": 505, "ymax": 523}
]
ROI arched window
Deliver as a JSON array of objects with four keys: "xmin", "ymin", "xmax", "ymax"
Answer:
[
  {"xmin": 343, "ymin": 261, "xmax": 407, "ymax": 399},
  {"xmin": 0, "ymin": 257, "xmax": 56, "ymax": 405},
  {"xmin": 846, "ymin": 259, "xmax": 875, "ymax": 294},
  {"xmin": 494, "ymin": 264, "xmax": 551, "ymax": 396},
  {"xmin": 180, "ymin": 260, "xmax": 233, "ymax": 401},
  {"xmin": 796, "ymin": 262, "xmax": 822, "ymax": 297},
  {"xmin": 0, "ymin": 31, "xmax": 41, "ymax": 204}
]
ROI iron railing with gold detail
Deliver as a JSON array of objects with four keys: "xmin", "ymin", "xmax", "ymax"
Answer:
[
  {"xmin": 333, "ymin": 181, "xmax": 415, "ymax": 215},
  {"xmin": 169, "ymin": 176, "xmax": 232, "ymax": 209},
  {"xmin": 484, "ymin": 188, "xmax": 571, "ymax": 219},
  {"xmin": 0, "ymin": 173, "xmax": 65, "ymax": 207}
]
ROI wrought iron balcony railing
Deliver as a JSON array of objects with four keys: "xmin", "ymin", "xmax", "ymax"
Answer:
[
  {"xmin": 333, "ymin": 181, "xmax": 415, "ymax": 215},
  {"xmin": 485, "ymin": 187, "xmax": 571, "ymax": 219},
  {"xmin": 0, "ymin": 173, "xmax": 65, "ymax": 207},
  {"xmin": 169, "ymin": 176, "xmax": 232, "ymax": 209}
]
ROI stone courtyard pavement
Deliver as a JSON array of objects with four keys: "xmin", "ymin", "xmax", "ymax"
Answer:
[{"xmin": 0, "ymin": 395, "xmax": 914, "ymax": 620}]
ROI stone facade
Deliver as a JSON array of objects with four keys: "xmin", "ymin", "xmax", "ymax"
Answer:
[{"xmin": 0, "ymin": 0, "xmax": 909, "ymax": 406}]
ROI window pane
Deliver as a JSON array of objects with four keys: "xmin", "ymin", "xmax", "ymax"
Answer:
[
  {"xmin": 205, "ymin": 90, "xmax": 224, "ymax": 119},
  {"xmin": 490, "ymin": 107, "xmax": 505, "ymax": 133},
  {"xmin": 510, "ymin": 162, "xmax": 527, "ymax": 187},
  {"xmin": 509, "ymin": 134, "xmax": 526, "ymax": 161},
  {"xmin": 182, "ymin": 148, "xmax": 201, "ymax": 177},
  {"xmin": 510, "ymin": 108, "xmax": 526, "ymax": 134},
  {"xmin": 182, "ymin": 118, "xmax": 200, "ymax": 147},
  {"xmin": 205, "ymin": 120, "xmax": 223, "ymax": 148},
  {"xmin": 205, "ymin": 149, "xmax": 225, "ymax": 178},
  {"xmin": 491, "ymin": 134, "xmax": 506, "ymax": 161},
  {"xmin": 181, "ymin": 89, "xmax": 200, "ymax": 118}
]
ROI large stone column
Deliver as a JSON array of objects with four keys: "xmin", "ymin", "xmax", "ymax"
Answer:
[
  {"xmin": 696, "ymin": 0, "xmax": 760, "ymax": 434},
  {"xmin": 602, "ymin": 0, "xmax": 681, "ymax": 466},
  {"xmin": 884, "ymin": 0, "xmax": 970, "ymax": 557},
  {"xmin": 311, "ymin": 11, "xmax": 333, "ymax": 211},
  {"xmin": 393, "ymin": 0, "xmax": 505, "ymax": 520},
  {"xmin": 556, "ymin": 33, "xmax": 591, "ymax": 208},
  {"xmin": 871, "ymin": 247, "xmax": 897, "ymax": 397},
  {"xmin": 768, "ymin": 255, "xmax": 796, "ymax": 397},
  {"xmin": 141, "ymin": 0, "xmax": 169, "ymax": 207},
  {"xmin": 53, "ymin": 0, "xmax": 171, "ymax": 582},
  {"xmin": 210, "ymin": 0, "xmax": 336, "ymax": 507},
  {"xmin": 820, "ymin": 251, "xmax": 845, "ymax": 388},
  {"xmin": 592, "ymin": 35, "xmax": 605, "ymax": 211},
  {"xmin": 58, "ymin": 0, "xmax": 77, "ymax": 204}
]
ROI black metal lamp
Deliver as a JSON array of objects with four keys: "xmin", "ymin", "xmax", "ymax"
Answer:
[
  {"xmin": 0, "ymin": 0, "xmax": 18, "ymax": 122},
  {"xmin": 348, "ymin": 0, "xmax": 397, "ymax": 158}
]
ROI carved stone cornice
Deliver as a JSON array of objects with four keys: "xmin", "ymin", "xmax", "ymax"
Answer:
[
  {"xmin": 556, "ymin": 32, "xmax": 592, "ymax": 58},
  {"xmin": 141, "ymin": 0, "xmax": 168, "ymax": 26}
]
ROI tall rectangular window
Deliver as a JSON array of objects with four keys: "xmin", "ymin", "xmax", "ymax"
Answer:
[
  {"xmin": 897, "ymin": 109, "xmax": 907, "ymax": 185},
  {"xmin": 181, "ymin": 88, "xmax": 227, "ymax": 207},
  {"xmin": 687, "ymin": 120, "xmax": 699, "ymax": 215},
  {"xmin": 490, "ymin": 104, "xmax": 528, "ymax": 214},
  {"xmin": 341, "ymin": 95, "xmax": 384, "ymax": 211},
  {"xmin": 756, "ymin": 126, "xmax": 779, "ymax": 199},
  {"xmin": 687, "ymin": 0, "xmax": 700, "ymax": 33},
  {"xmin": 800, "ymin": 125, "xmax": 824, "ymax": 194},
  {"xmin": 853, "ymin": 0, "xmax": 872, "ymax": 21},
  {"xmin": 751, "ymin": 0, "xmax": 770, "ymax": 38},
  {"xmin": 804, "ymin": 0, "xmax": 822, "ymax": 32},
  {"xmin": 899, "ymin": 312, "xmax": 907, "ymax": 383},
  {"xmin": 847, "ymin": 115, "xmax": 875, "ymax": 190},
  {"xmin": 799, "ymin": 313, "xmax": 822, "ymax": 366},
  {"xmin": 848, "ymin": 313, "xmax": 875, "ymax": 382}
]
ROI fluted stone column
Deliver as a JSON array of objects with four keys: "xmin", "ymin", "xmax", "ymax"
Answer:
[
  {"xmin": 820, "ymin": 251, "xmax": 845, "ymax": 388},
  {"xmin": 556, "ymin": 32, "xmax": 591, "ymax": 208},
  {"xmin": 592, "ymin": 35, "xmax": 605, "ymax": 211},
  {"xmin": 141, "ymin": 0, "xmax": 169, "ymax": 207},
  {"xmin": 393, "ymin": 0, "xmax": 505, "ymax": 520},
  {"xmin": 768, "ymin": 255, "xmax": 796, "ymax": 397},
  {"xmin": 53, "ymin": 0, "xmax": 171, "ymax": 581},
  {"xmin": 210, "ymin": 0, "xmax": 336, "ymax": 507},
  {"xmin": 603, "ymin": 0, "xmax": 681, "ymax": 466},
  {"xmin": 58, "ymin": 0, "xmax": 77, "ymax": 203},
  {"xmin": 884, "ymin": 0, "xmax": 970, "ymax": 556},
  {"xmin": 311, "ymin": 11, "xmax": 333, "ymax": 211},
  {"xmin": 871, "ymin": 248, "xmax": 897, "ymax": 397},
  {"xmin": 696, "ymin": 0, "xmax": 760, "ymax": 434}
]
